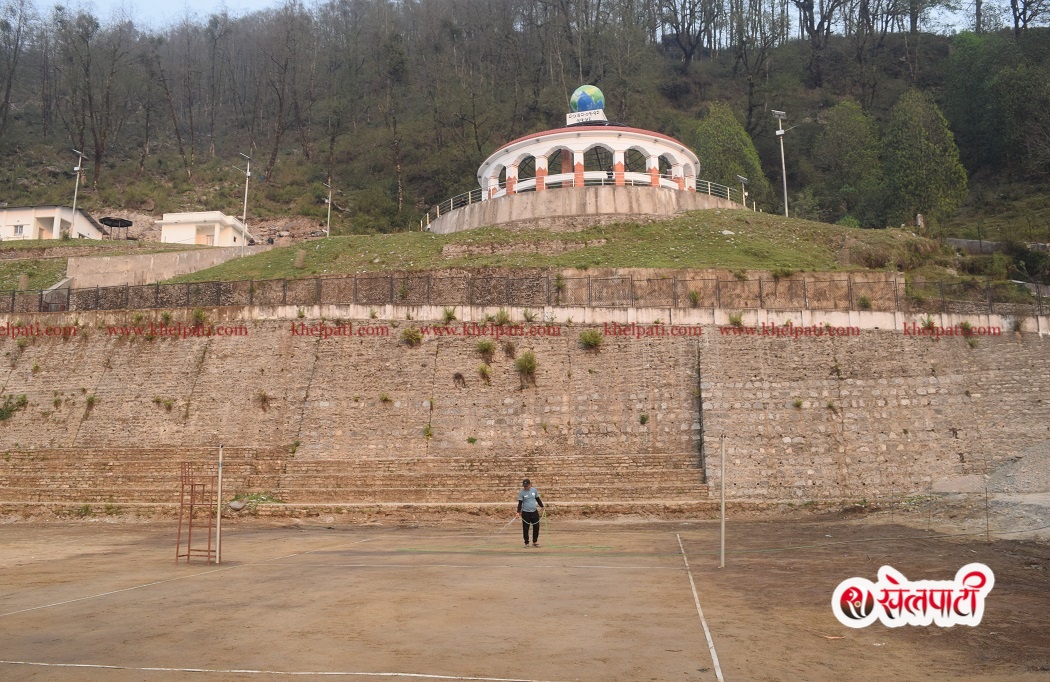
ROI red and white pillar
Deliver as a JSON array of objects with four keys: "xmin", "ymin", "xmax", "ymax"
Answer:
[
  {"xmin": 507, "ymin": 164, "xmax": 518, "ymax": 195},
  {"xmin": 613, "ymin": 150, "xmax": 625, "ymax": 186}
]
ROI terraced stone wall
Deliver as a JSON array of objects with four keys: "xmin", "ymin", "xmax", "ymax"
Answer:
[{"xmin": 1, "ymin": 307, "xmax": 1046, "ymax": 511}]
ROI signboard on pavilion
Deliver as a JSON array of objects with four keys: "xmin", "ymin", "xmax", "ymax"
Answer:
[{"xmin": 567, "ymin": 109, "xmax": 608, "ymax": 125}]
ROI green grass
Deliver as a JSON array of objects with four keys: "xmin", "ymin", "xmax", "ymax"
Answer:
[
  {"xmin": 167, "ymin": 211, "xmax": 940, "ymax": 283},
  {"xmin": 0, "ymin": 240, "xmax": 208, "ymax": 292},
  {"xmin": 942, "ymin": 180, "xmax": 1050, "ymax": 243},
  {"xmin": 0, "ymin": 238, "xmax": 207, "ymax": 256},
  {"xmin": 0, "ymin": 259, "xmax": 68, "ymax": 290}
]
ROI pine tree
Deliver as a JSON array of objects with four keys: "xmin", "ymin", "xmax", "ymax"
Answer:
[
  {"xmin": 690, "ymin": 101, "xmax": 771, "ymax": 208},
  {"xmin": 814, "ymin": 99, "xmax": 884, "ymax": 227},
  {"xmin": 884, "ymin": 90, "xmax": 968, "ymax": 227}
]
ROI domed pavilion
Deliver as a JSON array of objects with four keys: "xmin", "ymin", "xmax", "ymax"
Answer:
[{"xmin": 423, "ymin": 86, "xmax": 745, "ymax": 233}]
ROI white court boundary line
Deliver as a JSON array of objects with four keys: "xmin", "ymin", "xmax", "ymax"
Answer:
[
  {"xmin": 0, "ymin": 661, "xmax": 565, "ymax": 681},
  {"xmin": 677, "ymin": 533, "xmax": 725, "ymax": 682},
  {"xmin": 0, "ymin": 536, "xmax": 379, "ymax": 619},
  {"xmin": 236, "ymin": 563, "xmax": 682, "ymax": 570}
]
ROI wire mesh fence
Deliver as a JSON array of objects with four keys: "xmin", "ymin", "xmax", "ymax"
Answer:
[{"xmin": 1, "ymin": 273, "xmax": 1046, "ymax": 317}]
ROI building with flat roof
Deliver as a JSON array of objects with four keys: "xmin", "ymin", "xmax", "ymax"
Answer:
[
  {"xmin": 0, "ymin": 206, "xmax": 108, "ymax": 241},
  {"xmin": 156, "ymin": 211, "xmax": 252, "ymax": 247}
]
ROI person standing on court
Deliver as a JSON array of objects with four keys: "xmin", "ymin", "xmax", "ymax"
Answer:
[{"xmin": 516, "ymin": 478, "xmax": 545, "ymax": 547}]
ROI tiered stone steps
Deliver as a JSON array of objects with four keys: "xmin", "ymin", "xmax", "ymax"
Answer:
[{"xmin": 0, "ymin": 448, "xmax": 708, "ymax": 508}]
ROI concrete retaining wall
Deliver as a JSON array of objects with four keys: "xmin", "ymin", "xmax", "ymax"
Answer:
[
  {"xmin": 428, "ymin": 186, "xmax": 740, "ymax": 234},
  {"xmin": 66, "ymin": 245, "xmax": 272, "ymax": 288}
]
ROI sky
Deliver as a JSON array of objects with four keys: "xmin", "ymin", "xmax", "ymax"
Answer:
[
  {"xmin": 49, "ymin": 0, "xmax": 976, "ymax": 35},
  {"xmin": 49, "ymin": 0, "xmax": 281, "ymax": 29}
]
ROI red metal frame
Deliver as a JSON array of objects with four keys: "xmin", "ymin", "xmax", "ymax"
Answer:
[{"xmin": 175, "ymin": 462, "xmax": 218, "ymax": 564}]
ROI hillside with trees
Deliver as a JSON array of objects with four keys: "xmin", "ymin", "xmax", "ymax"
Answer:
[{"xmin": 0, "ymin": 0, "xmax": 1047, "ymax": 242}]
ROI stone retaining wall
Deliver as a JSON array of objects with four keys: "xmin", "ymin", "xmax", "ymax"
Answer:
[{"xmin": 0, "ymin": 306, "xmax": 1046, "ymax": 510}]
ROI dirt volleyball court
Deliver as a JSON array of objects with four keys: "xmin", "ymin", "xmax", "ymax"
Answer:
[{"xmin": 1, "ymin": 511, "xmax": 1048, "ymax": 681}]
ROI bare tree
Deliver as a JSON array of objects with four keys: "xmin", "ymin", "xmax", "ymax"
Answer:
[
  {"xmin": 52, "ymin": 9, "xmax": 138, "ymax": 187},
  {"xmin": 660, "ymin": 0, "xmax": 724, "ymax": 71},
  {"xmin": 0, "ymin": 0, "xmax": 33, "ymax": 141},
  {"xmin": 849, "ymin": 0, "xmax": 907, "ymax": 106},
  {"xmin": 791, "ymin": 0, "xmax": 849, "ymax": 87},
  {"xmin": 1010, "ymin": 0, "xmax": 1049, "ymax": 35},
  {"xmin": 731, "ymin": 0, "xmax": 785, "ymax": 133},
  {"xmin": 144, "ymin": 38, "xmax": 193, "ymax": 179}
]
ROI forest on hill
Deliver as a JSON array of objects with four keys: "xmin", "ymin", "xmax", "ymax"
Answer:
[{"xmin": 0, "ymin": 0, "xmax": 1048, "ymax": 238}]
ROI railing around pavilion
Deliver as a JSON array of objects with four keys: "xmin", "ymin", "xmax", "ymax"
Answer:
[
  {"xmin": 421, "ymin": 173, "xmax": 743, "ymax": 229},
  {"xmin": 3, "ymin": 274, "xmax": 1044, "ymax": 318}
]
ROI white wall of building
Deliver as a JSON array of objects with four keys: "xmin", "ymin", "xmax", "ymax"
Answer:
[
  {"xmin": 157, "ymin": 212, "xmax": 249, "ymax": 247},
  {"xmin": 160, "ymin": 224, "xmax": 199, "ymax": 246},
  {"xmin": 0, "ymin": 207, "xmax": 105, "ymax": 241}
]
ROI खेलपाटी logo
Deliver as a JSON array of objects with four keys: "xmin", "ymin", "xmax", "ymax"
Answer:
[{"xmin": 831, "ymin": 563, "xmax": 994, "ymax": 628}]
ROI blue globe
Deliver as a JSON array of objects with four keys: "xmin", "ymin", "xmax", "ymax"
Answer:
[{"xmin": 570, "ymin": 85, "xmax": 605, "ymax": 113}]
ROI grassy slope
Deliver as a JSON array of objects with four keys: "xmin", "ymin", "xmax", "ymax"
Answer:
[
  {"xmin": 0, "ymin": 239, "xmax": 207, "ymax": 256},
  {"xmin": 169, "ymin": 210, "xmax": 935, "ymax": 283},
  {"xmin": 942, "ymin": 181, "xmax": 1050, "ymax": 243},
  {"xmin": 0, "ymin": 240, "xmax": 209, "ymax": 291},
  {"xmin": 0, "ymin": 260, "xmax": 68, "ymax": 290}
]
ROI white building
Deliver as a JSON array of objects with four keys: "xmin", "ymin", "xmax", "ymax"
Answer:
[
  {"xmin": 156, "ymin": 211, "xmax": 252, "ymax": 247},
  {"xmin": 0, "ymin": 206, "xmax": 108, "ymax": 241}
]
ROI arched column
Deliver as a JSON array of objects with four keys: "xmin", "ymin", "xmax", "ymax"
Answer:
[
  {"xmin": 573, "ymin": 151, "xmax": 584, "ymax": 188},
  {"xmin": 672, "ymin": 163, "xmax": 684, "ymax": 191},
  {"xmin": 685, "ymin": 163, "xmax": 697, "ymax": 192},
  {"xmin": 613, "ymin": 150, "xmax": 625, "ymax": 186},
  {"xmin": 647, "ymin": 154, "xmax": 660, "ymax": 187},
  {"xmin": 535, "ymin": 155, "xmax": 548, "ymax": 192}
]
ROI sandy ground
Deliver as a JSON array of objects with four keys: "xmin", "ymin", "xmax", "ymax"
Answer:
[{"xmin": 0, "ymin": 510, "xmax": 1048, "ymax": 682}]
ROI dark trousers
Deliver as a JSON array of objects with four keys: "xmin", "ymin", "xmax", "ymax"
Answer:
[{"xmin": 521, "ymin": 510, "xmax": 540, "ymax": 544}]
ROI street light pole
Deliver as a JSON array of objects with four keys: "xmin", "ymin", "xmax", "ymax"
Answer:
[
  {"xmin": 323, "ymin": 177, "xmax": 333, "ymax": 238},
  {"xmin": 773, "ymin": 110, "xmax": 789, "ymax": 218},
  {"xmin": 239, "ymin": 152, "xmax": 251, "ymax": 257},
  {"xmin": 736, "ymin": 175, "xmax": 748, "ymax": 210},
  {"xmin": 70, "ymin": 148, "xmax": 87, "ymax": 239}
]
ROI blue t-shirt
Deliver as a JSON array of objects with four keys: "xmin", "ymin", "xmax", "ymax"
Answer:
[{"xmin": 518, "ymin": 487, "xmax": 541, "ymax": 513}]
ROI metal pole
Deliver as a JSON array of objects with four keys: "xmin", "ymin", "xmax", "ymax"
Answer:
[
  {"xmin": 70, "ymin": 149, "xmax": 87, "ymax": 238},
  {"xmin": 720, "ymin": 434, "xmax": 726, "ymax": 569},
  {"xmin": 325, "ymin": 177, "xmax": 333, "ymax": 238},
  {"xmin": 240, "ymin": 153, "xmax": 251, "ymax": 259},
  {"xmin": 216, "ymin": 444, "xmax": 224, "ymax": 564},
  {"xmin": 778, "ymin": 120, "xmax": 788, "ymax": 217}
]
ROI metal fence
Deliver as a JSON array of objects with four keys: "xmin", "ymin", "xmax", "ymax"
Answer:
[
  {"xmin": 3, "ymin": 274, "xmax": 1045, "ymax": 317},
  {"xmin": 422, "ymin": 176, "xmax": 742, "ymax": 228}
]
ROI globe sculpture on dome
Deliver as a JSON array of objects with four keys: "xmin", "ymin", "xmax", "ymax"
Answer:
[
  {"xmin": 570, "ymin": 85, "xmax": 605, "ymax": 112},
  {"xmin": 420, "ymin": 84, "xmax": 748, "ymax": 234}
]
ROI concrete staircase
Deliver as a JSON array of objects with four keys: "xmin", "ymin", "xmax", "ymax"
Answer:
[{"xmin": 0, "ymin": 447, "xmax": 708, "ymax": 511}]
